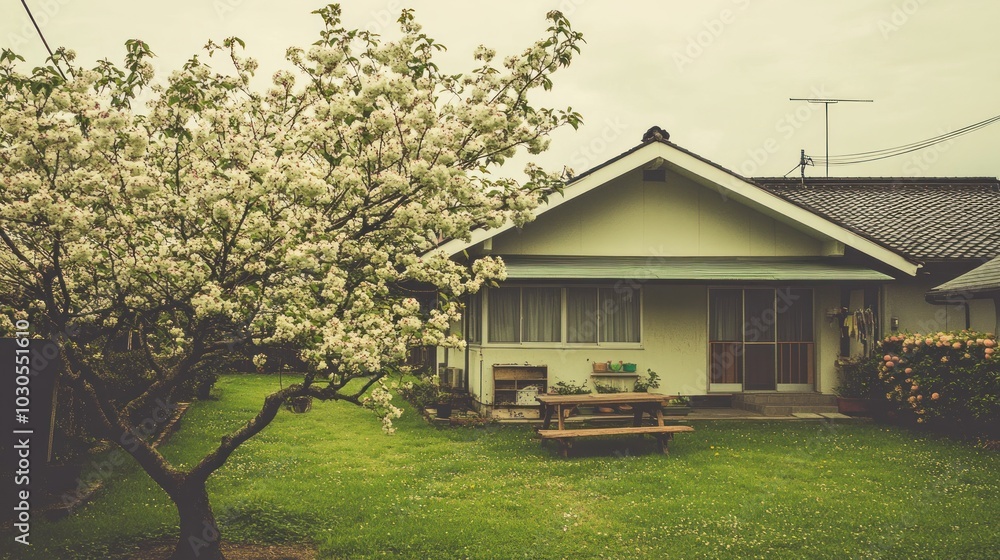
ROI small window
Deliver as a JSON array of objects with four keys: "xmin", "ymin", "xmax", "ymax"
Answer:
[
  {"xmin": 643, "ymin": 168, "xmax": 666, "ymax": 182},
  {"xmin": 465, "ymin": 293, "xmax": 482, "ymax": 344}
]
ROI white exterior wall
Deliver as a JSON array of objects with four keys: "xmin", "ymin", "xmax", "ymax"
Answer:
[
  {"xmin": 488, "ymin": 169, "xmax": 827, "ymax": 258},
  {"xmin": 884, "ymin": 277, "xmax": 998, "ymax": 335},
  {"xmin": 447, "ymin": 284, "xmax": 843, "ymax": 404}
]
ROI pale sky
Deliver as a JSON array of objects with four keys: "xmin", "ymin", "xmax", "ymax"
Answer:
[{"xmin": 3, "ymin": 0, "xmax": 999, "ymax": 179}]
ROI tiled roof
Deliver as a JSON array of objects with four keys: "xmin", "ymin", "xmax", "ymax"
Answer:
[
  {"xmin": 929, "ymin": 256, "xmax": 1000, "ymax": 296},
  {"xmin": 754, "ymin": 178, "xmax": 1000, "ymax": 261}
]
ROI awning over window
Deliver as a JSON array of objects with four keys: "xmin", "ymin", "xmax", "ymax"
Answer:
[{"xmin": 500, "ymin": 256, "xmax": 893, "ymax": 281}]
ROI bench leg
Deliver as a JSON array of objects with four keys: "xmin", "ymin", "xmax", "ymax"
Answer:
[
  {"xmin": 557, "ymin": 439, "xmax": 571, "ymax": 458},
  {"xmin": 656, "ymin": 433, "xmax": 673, "ymax": 456}
]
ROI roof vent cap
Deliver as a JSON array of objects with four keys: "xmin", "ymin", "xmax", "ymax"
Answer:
[{"xmin": 642, "ymin": 126, "xmax": 670, "ymax": 143}]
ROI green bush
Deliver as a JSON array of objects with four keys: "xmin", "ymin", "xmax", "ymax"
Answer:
[
  {"xmin": 834, "ymin": 355, "xmax": 882, "ymax": 399},
  {"xmin": 876, "ymin": 330, "xmax": 998, "ymax": 437}
]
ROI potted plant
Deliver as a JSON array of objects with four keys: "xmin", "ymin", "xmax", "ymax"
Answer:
[
  {"xmin": 435, "ymin": 388, "xmax": 455, "ymax": 419},
  {"xmin": 664, "ymin": 395, "xmax": 691, "ymax": 416},
  {"xmin": 550, "ymin": 380, "xmax": 590, "ymax": 395},
  {"xmin": 593, "ymin": 380, "xmax": 623, "ymax": 394},
  {"xmin": 285, "ymin": 395, "xmax": 312, "ymax": 413},
  {"xmin": 633, "ymin": 369, "xmax": 660, "ymax": 392},
  {"xmin": 834, "ymin": 356, "xmax": 879, "ymax": 415}
]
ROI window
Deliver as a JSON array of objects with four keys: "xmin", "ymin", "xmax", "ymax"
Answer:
[
  {"xmin": 566, "ymin": 288, "xmax": 598, "ymax": 343},
  {"xmin": 487, "ymin": 287, "xmax": 561, "ymax": 343},
  {"xmin": 599, "ymin": 287, "xmax": 640, "ymax": 343},
  {"xmin": 488, "ymin": 288, "xmax": 519, "ymax": 343},
  {"xmin": 709, "ymin": 288, "xmax": 814, "ymax": 387},
  {"xmin": 567, "ymin": 287, "xmax": 641, "ymax": 344},
  {"xmin": 487, "ymin": 285, "xmax": 642, "ymax": 345},
  {"xmin": 465, "ymin": 292, "xmax": 482, "ymax": 344}
]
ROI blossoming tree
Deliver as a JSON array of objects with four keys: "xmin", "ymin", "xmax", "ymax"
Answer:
[{"xmin": 0, "ymin": 5, "xmax": 581, "ymax": 558}]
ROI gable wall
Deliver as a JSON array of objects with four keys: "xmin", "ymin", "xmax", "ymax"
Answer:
[{"xmin": 489, "ymin": 169, "xmax": 826, "ymax": 257}]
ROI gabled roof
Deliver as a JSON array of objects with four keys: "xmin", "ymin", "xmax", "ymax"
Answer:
[
  {"xmin": 755, "ymin": 178, "xmax": 1000, "ymax": 261},
  {"xmin": 928, "ymin": 256, "xmax": 1000, "ymax": 300},
  {"xmin": 434, "ymin": 138, "xmax": 921, "ymax": 275}
]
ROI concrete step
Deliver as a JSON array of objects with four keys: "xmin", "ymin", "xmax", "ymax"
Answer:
[
  {"xmin": 751, "ymin": 405, "xmax": 840, "ymax": 416},
  {"xmin": 731, "ymin": 393, "xmax": 840, "ymax": 416}
]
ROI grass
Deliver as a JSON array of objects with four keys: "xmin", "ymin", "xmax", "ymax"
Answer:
[{"xmin": 22, "ymin": 374, "xmax": 1000, "ymax": 559}]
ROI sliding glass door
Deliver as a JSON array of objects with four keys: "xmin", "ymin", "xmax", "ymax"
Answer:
[{"xmin": 709, "ymin": 287, "xmax": 814, "ymax": 392}]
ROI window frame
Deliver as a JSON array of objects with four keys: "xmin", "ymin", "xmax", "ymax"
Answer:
[
  {"xmin": 707, "ymin": 286, "xmax": 815, "ymax": 391},
  {"xmin": 482, "ymin": 283, "xmax": 643, "ymax": 348}
]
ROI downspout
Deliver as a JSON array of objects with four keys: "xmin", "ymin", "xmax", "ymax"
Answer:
[{"xmin": 994, "ymin": 295, "xmax": 1000, "ymax": 335}]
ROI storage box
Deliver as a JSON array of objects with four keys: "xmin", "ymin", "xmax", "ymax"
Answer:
[{"xmin": 516, "ymin": 385, "xmax": 540, "ymax": 405}]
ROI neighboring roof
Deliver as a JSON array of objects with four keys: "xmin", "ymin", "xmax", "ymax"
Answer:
[
  {"xmin": 755, "ymin": 178, "xmax": 1000, "ymax": 261},
  {"xmin": 503, "ymin": 256, "xmax": 893, "ymax": 282},
  {"xmin": 433, "ymin": 139, "xmax": 920, "ymax": 276},
  {"xmin": 928, "ymin": 256, "xmax": 1000, "ymax": 300}
]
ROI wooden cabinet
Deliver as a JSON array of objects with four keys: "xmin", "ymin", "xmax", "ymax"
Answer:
[{"xmin": 493, "ymin": 365, "xmax": 547, "ymax": 407}]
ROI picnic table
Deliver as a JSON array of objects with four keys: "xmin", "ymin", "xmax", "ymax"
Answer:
[{"xmin": 535, "ymin": 392, "xmax": 694, "ymax": 457}]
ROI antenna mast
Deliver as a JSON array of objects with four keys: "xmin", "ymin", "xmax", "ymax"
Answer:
[{"xmin": 789, "ymin": 97, "xmax": 873, "ymax": 177}]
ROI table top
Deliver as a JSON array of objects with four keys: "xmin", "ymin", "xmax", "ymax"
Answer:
[{"xmin": 536, "ymin": 392, "xmax": 671, "ymax": 406}]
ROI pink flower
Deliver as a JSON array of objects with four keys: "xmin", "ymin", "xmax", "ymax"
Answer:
[{"xmin": 931, "ymin": 393, "xmax": 940, "ymax": 400}]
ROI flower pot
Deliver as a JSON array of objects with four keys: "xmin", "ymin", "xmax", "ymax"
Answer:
[
  {"xmin": 609, "ymin": 362, "xmax": 623, "ymax": 372},
  {"xmin": 287, "ymin": 396, "xmax": 312, "ymax": 413},
  {"xmin": 436, "ymin": 403, "xmax": 453, "ymax": 419},
  {"xmin": 622, "ymin": 363, "xmax": 637, "ymax": 373},
  {"xmin": 596, "ymin": 406, "xmax": 615, "ymax": 414},
  {"xmin": 617, "ymin": 404, "xmax": 633, "ymax": 413},
  {"xmin": 592, "ymin": 361, "xmax": 609, "ymax": 373},
  {"xmin": 837, "ymin": 397, "xmax": 873, "ymax": 415}
]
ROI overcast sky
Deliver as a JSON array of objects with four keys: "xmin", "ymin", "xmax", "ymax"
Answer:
[{"xmin": 3, "ymin": 0, "xmax": 999, "ymax": 179}]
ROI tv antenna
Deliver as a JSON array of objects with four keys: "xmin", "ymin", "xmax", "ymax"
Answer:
[{"xmin": 789, "ymin": 97, "xmax": 873, "ymax": 176}]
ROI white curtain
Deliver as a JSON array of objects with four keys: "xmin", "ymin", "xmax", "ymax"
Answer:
[
  {"xmin": 709, "ymin": 289, "xmax": 741, "ymax": 341},
  {"xmin": 566, "ymin": 287, "xmax": 598, "ymax": 343},
  {"xmin": 777, "ymin": 288, "xmax": 813, "ymax": 342},
  {"xmin": 522, "ymin": 288, "xmax": 561, "ymax": 342},
  {"xmin": 600, "ymin": 287, "xmax": 640, "ymax": 343},
  {"xmin": 488, "ymin": 288, "xmax": 519, "ymax": 343}
]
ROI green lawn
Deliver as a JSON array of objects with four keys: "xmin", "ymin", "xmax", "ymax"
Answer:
[{"xmin": 25, "ymin": 375, "xmax": 1000, "ymax": 559}]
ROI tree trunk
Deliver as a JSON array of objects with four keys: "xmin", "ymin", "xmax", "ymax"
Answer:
[{"xmin": 170, "ymin": 480, "xmax": 225, "ymax": 560}]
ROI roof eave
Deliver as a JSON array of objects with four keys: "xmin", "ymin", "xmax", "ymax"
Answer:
[{"xmin": 432, "ymin": 141, "xmax": 920, "ymax": 276}]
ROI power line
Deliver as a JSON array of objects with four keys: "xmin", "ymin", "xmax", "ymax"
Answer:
[
  {"xmin": 811, "ymin": 113, "xmax": 1000, "ymax": 166},
  {"xmin": 19, "ymin": 0, "xmax": 66, "ymax": 79}
]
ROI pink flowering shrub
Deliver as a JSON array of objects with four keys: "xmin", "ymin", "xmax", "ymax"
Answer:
[{"xmin": 876, "ymin": 330, "xmax": 999, "ymax": 436}]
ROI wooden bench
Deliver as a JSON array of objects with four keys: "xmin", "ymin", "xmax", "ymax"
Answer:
[{"xmin": 537, "ymin": 425, "xmax": 694, "ymax": 457}]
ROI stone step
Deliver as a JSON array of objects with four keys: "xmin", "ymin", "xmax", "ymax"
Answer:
[
  {"xmin": 747, "ymin": 404, "xmax": 840, "ymax": 416},
  {"xmin": 732, "ymin": 394, "xmax": 838, "ymax": 407}
]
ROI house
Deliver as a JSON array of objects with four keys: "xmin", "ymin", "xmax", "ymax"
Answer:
[
  {"xmin": 927, "ymin": 255, "xmax": 1000, "ymax": 333},
  {"xmin": 432, "ymin": 127, "xmax": 1000, "ymax": 417}
]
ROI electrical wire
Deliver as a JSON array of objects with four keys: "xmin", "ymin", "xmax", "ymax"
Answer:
[
  {"xmin": 19, "ymin": 0, "xmax": 66, "ymax": 79},
  {"xmin": 810, "ymin": 113, "xmax": 1000, "ymax": 166}
]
